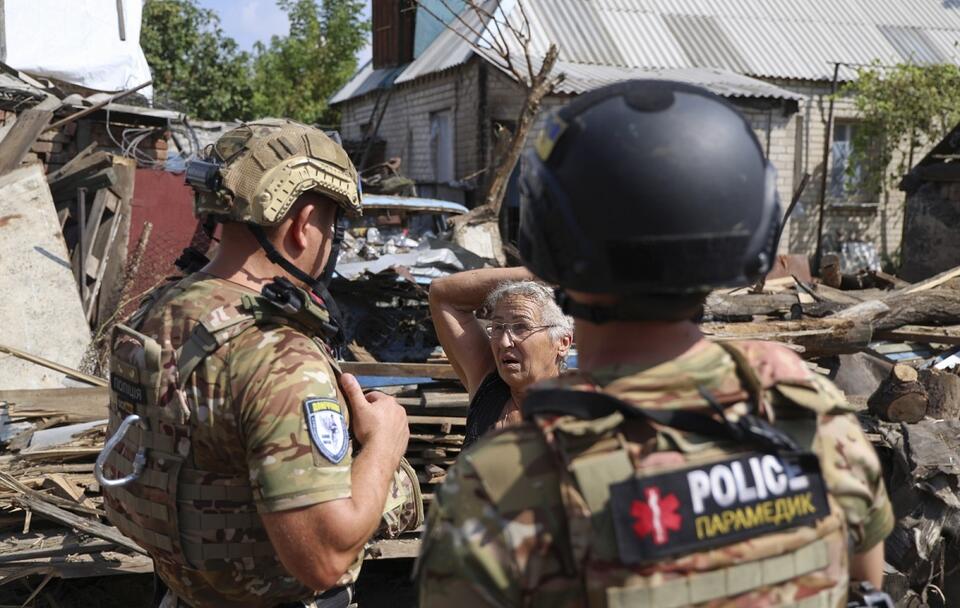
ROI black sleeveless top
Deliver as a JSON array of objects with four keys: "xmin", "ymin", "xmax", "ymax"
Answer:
[{"xmin": 463, "ymin": 372, "xmax": 512, "ymax": 449}]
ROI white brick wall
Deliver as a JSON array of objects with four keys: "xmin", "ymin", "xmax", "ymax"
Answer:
[
  {"xmin": 338, "ymin": 64, "xmax": 482, "ymax": 188},
  {"xmin": 771, "ymin": 78, "xmax": 920, "ymax": 264},
  {"xmin": 337, "ymin": 67, "xmax": 920, "ymax": 263}
]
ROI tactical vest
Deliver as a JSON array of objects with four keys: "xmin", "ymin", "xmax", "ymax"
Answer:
[
  {"xmin": 98, "ymin": 277, "xmax": 422, "ymax": 573},
  {"xmin": 511, "ymin": 342, "xmax": 850, "ymax": 608}
]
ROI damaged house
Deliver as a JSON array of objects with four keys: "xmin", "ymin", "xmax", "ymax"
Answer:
[{"xmin": 332, "ymin": 0, "xmax": 960, "ymax": 270}]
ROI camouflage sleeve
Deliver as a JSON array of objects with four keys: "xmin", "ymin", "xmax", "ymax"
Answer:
[
  {"xmin": 230, "ymin": 326, "xmax": 352, "ymax": 513},
  {"xmin": 814, "ymin": 410, "xmax": 894, "ymax": 554},
  {"xmin": 416, "ymin": 459, "xmax": 522, "ymax": 608}
]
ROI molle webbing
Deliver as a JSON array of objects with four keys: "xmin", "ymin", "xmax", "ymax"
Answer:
[
  {"xmin": 605, "ymin": 538, "xmax": 833, "ymax": 608},
  {"xmin": 105, "ymin": 284, "xmax": 348, "ymax": 572},
  {"xmin": 524, "ymin": 341, "xmax": 846, "ymax": 607}
]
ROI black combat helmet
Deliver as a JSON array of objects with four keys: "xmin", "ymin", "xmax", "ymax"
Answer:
[{"xmin": 519, "ymin": 80, "xmax": 781, "ymax": 321}]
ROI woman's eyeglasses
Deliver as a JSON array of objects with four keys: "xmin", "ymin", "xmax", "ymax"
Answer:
[{"xmin": 484, "ymin": 321, "xmax": 556, "ymax": 341}]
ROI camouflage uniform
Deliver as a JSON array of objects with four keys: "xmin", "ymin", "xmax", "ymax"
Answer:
[
  {"xmin": 416, "ymin": 341, "xmax": 894, "ymax": 607},
  {"xmin": 100, "ymin": 120, "xmax": 421, "ymax": 608}
]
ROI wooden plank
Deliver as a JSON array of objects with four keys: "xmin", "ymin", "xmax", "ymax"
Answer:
[
  {"xmin": 85, "ymin": 202, "xmax": 123, "ymax": 320},
  {"xmin": 15, "ymin": 447, "xmax": 102, "ymax": 461},
  {"xmin": 811, "ymin": 284, "xmax": 866, "ymax": 304},
  {"xmin": 0, "ymin": 387, "xmax": 109, "ymax": 421},
  {"xmin": 0, "ymin": 540, "xmax": 116, "ymax": 564},
  {"xmin": 47, "ymin": 80, "xmax": 152, "ymax": 131},
  {"xmin": 0, "ymin": 344, "xmax": 107, "ymax": 387},
  {"xmin": 875, "ymin": 325, "xmax": 960, "ymax": 345},
  {"xmin": 81, "ymin": 188, "xmax": 111, "ymax": 251},
  {"xmin": 45, "ymin": 142, "xmax": 97, "ymax": 183},
  {"xmin": 0, "ymin": 108, "xmax": 54, "ymax": 174},
  {"xmin": 41, "ymin": 474, "xmax": 95, "ymax": 509},
  {"xmin": 408, "ymin": 415, "xmax": 466, "ymax": 425},
  {"xmin": 364, "ymin": 537, "xmax": 422, "ymax": 560},
  {"xmin": 905, "ymin": 265, "xmax": 960, "ymax": 294},
  {"xmin": 341, "ymin": 361, "xmax": 460, "ymax": 380},
  {"xmin": 9, "ymin": 494, "xmax": 144, "ymax": 555},
  {"xmin": 0, "ymin": 552, "xmax": 153, "ymax": 581},
  {"xmin": 871, "ymin": 270, "xmax": 911, "ymax": 289},
  {"xmin": 421, "ymin": 389, "xmax": 469, "ymax": 409},
  {"xmin": 0, "ymin": 471, "xmax": 104, "ymax": 519},
  {"xmin": 52, "ymin": 166, "xmax": 116, "ymax": 201}
]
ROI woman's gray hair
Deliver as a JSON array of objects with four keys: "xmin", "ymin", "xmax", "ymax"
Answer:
[{"xmin": 483, "ymin": 280, "xmax": 574, "ymax": 343}]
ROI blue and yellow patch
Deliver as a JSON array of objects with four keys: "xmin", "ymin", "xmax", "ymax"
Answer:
[{"xmin": 534, "ymin": 114, "xmax": 568, "ymax": 161}]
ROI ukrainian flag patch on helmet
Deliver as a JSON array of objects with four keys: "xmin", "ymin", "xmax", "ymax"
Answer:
[{"xmin": 535, "ymin": 115, "xmax": 567, "ymax": 161}]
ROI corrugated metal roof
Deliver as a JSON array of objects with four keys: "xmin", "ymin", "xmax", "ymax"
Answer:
[
  {"xmin": 331, "ymin": 0, "xmax": 960, "ymax": 104},
  {"xmin": 329, "ymin": 61, "xmax": 402, "ymax": 105},
  {"xmin": 880, "ymin": 26, "xmax": 947, "ymax": 64},
  {"xmin": 595, "ymin": 10, "xmax": 686, "ymax": 69},
  {"xmin": 663, "ymin": 13, "xmax": 750, "ymax": 73},
  {"xmin": 924, "ymin": 29, "xmax": 960, "ymax": 63},
  {"xmin": 552, "ymin": 62, "xmax": 805, "ymax": 100}
]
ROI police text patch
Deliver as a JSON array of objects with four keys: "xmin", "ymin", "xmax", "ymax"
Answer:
[
  {"xmin": 304, "ymin": 398, "xmax": 348, "ymax": 464},
  {"xmin": 111, "ymin": 375, "xmax": 146, "ymax": 405},
  {"xmin": 609, "ymin": 452, "xmax": 829, "ymax": 564}
]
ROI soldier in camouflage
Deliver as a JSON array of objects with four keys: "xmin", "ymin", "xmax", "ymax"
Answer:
[
  {"xmin": 416, "ymin": 81, "xmax": 893, "ymax": 607},
  {"xmin": 98, "ymin": 120, "xmax": 421, "ymax": 608}
]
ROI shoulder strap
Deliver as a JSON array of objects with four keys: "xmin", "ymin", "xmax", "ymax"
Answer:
[
  {"xmin": 174, "ymin": 294, "xmax": 343, "ymax": 388},
  {"xmin": 126, "ymin": 276, "xmax": 191, "ymax": 330},
  {"xmin": 176, "ymin": 304, "xmax": 258, "ymax": 387},
  {"xmin": 523, "ymin": 388, "xmax": 801, "ymax": 454}
]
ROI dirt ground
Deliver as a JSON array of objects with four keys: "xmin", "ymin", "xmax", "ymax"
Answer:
[{"xmin": 0, "ymin": 559, "xmax": 417, "ymax": 607}]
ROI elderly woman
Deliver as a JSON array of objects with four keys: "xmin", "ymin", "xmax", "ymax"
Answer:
[{"xmin": 429, "ymin": 267, "xmax": 573, "ymax": 447}]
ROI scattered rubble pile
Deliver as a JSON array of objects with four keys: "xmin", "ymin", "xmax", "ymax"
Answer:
[
  {"xmin": 0, "ymin": 362, "xmax": 469, "ymax": 582},
  {"xmin": 0, "ymin": 390, "xmax": 152, "ymax": 586},
  {"xmin": 702, "ymin": 264, "xmax": 960, "ymax": 607},
  {"xmin": 334, "ymin": 218, "xmax": 490, "ymax": 363}
]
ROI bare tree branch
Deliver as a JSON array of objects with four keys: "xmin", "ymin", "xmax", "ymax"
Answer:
[
  {"xmin": 414, "ymin": 0, "xmax": 512, "ymax": 73},
  {"xmin": 411, "ymin": 0, "xmax": 563, "ymax": 247}
]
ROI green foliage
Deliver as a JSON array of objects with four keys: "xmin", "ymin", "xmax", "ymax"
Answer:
[
  {"xmin": 842, "ymin": 62, "xmax": 960, "ymax": 195},
  {"xmin": 141, "ymin": 0, "xmax": 254, "ymax": 120},
  {"xmin": 251, "ymin": 0, "xmax": 369, "ymax": 125},
  {"xmin": 141, "ymin": 0, "xmax": 368, "ymax": 125}
]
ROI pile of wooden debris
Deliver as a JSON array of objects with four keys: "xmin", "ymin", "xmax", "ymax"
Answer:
[
  {"xmin": 701, "ymin": 263, "xmax": 960, "ymax": 607},
  {"xmin": 0, "ymin": 361, "xmax": 468, "ymax": 583},
  {"xmin": 3, "ymin": 261, "xmax": 960, "ymax": 606}
]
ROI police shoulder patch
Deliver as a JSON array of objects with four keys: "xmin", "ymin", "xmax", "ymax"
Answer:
[{"xmin": 304, "ymin": 397, "xmax": 349, "ymax": 464}]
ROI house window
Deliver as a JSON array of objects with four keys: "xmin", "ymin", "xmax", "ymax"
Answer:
[
  {"xmin": 430, "ymin": 110, "xmax": 454, "ymax": 183},
  {"xmin": 829, "ymin": 122, "xmax": 865, "ymax": 199}
]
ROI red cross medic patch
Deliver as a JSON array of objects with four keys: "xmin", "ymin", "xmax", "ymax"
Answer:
[{"xmin": 609, "ymin": 452, "xmax": 830, "ymax": 563}]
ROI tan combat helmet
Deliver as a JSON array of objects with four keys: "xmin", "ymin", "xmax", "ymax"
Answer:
[{"xmin": 189, "ymin": 118, "xmax": 362, "ymax": 224}]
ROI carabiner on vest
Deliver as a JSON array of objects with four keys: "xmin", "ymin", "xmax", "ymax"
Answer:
[{"xmin": 95, "ymin": 414, "xmax": 146, "ymax": 488}]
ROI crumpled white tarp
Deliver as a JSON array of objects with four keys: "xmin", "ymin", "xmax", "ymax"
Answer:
[{"xmin": 5, "ymin": 0, "xmax": 152, "ymax": 94}]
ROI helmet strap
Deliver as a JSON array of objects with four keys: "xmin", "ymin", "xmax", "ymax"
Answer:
[
  {"xmin": 555, "ymin": 289, "xmax": 704, "ymax": 323},
  {"xmin": 247, "ymin": 223, "xmax": 347, "ymax": 349}
]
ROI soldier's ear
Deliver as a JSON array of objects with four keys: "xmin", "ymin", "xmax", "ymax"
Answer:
[{"xmin": 288, "ymin": 200, "xmax": 318, "ymax": 252}]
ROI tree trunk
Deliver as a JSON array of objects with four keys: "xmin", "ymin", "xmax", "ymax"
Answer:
[
  {"xmin": 484, "ymin": 44, "xmax": 561, "ymax": 216},
  {"xmin": 703, "ymin": 293, "xmax": 801, "ymax": 321},
  {"xmin": 701, "ymin": 317, "xmax": 873, "ymax": 358},
  {"xmin": 868, "ymin": 364, "xmax": 928, "ymax": 423},
  {"xmin": 449, "ymin": 44, "xmax": 561, "ymax": 265},
  {"xmin": 919, "ymin": 368, "xmax": 960, "ymax": 420},
  {"xmin": 875, "ymin": 288, "xmax": 960, "ymax": 331}
]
